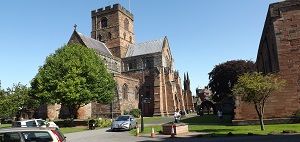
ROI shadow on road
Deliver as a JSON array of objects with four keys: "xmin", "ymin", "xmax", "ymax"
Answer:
[
  {"xmin": 135, "ymin": 134, "xmax": 300, "ymax": 142},
  {"xmin": 106, "ymin": 128, "xmax": 130, "ymax": 133}
]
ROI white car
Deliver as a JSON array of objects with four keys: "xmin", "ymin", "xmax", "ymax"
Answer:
[
  {"xmin": 0, "ymin": 127, "xmax": 66, "ymax": 142},
  {"xmin": 12, "ymin": 119, "xmax": 59, "ymax": 129},
  {"xmin": 111, "ymin": 115, "xmax": 137, "ymax": 131}
]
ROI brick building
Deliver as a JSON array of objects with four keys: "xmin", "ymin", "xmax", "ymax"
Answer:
[
  {"xmin": 42, "ymin": 4, "xmax": 193, "ymax": 119},
  {"xmin": 234, "ymin": 0, "xmax": 300, "ymax": 122}
]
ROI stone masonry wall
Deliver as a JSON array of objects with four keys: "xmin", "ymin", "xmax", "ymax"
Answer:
[{"xmin": 235, "ymin": 1, "xmax": 300, "ymax": 120}]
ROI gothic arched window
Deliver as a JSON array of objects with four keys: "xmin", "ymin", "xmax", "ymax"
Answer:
[
  {"xmin": 108, "ymin": 32, "xmax": 112, "ymax": 39},
  {"xmin": 135, "ymin": 86, "xmax": 139, "ymax": 100},
  {"xmin": 97, "ymin": 34, "xmax": 102, "ymax": 41},
  {"xmin": 122, "ymin": 84, "xmax": 128, "ymax": 100},
  {"xmin": 124, "ymin": 18, "xmax": 129, "ymax": 30},
  {"xmin": 101, "ymin": 17, "xmax": 108, "ymax": 28}
]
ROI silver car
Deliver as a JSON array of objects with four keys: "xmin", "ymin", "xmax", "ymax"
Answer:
[{"xmin": 111, "ymin": 115, "xmax": 137, "ymax": 131}]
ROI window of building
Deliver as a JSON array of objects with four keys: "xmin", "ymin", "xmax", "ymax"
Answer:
[
  {"xmin": 101, "ymin": 17, "xmax": 108, "ymax": 28},
  {"xmin": 115, "ymin": 62, "xmax": 119, "ymax": 71},
  {"xmin": 145, "ymin": 58, "xmax": 154, "ymax": 69},
  {"xmin": 129, "ymin": 36, "xmax": 132, "ymax": 43},
  {"xmin": 128, "ymin": 60, "xmax": 137, "ymax": 70},
  {"xmin": 97, "ymin": 34, "xmax": 102, "ymax": 41},
  {"xmin": 108, "ymin": 32, "xmax": 112, "ymax": 39},
  {"xmin": 124, "ymin": 18, "xmax": 129, "ymax": 31},
  {"xmin": 122, "ymin": 84, "xmax": 128, "ymax": 100},
  {"xmin": 123, "ymin": 32, "xmax": 126, "ymax": 40},
  {"xmin": 135, "ymin": 86, "xmax": 139, "ymax": 100}
]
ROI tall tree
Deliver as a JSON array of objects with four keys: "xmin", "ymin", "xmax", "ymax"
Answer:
[
  {"xmin": 0, "ymin": 83, "xmax": 37, "ymax": 119},
  {"xmin": 208, "ymin": 60, "xmax": 255, "ymax": 102},
  {"xmin": 232, "ymin": 72, "xmax": 285, "ymax": 130},
  {"xmin": 31, "ymin": 44, "xmax": 116, "ymax": 118}
]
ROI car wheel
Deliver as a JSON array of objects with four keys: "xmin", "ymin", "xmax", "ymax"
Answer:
[{"xmin": 129, "ymin": 125, "xmax": 132, "ymax": 130}]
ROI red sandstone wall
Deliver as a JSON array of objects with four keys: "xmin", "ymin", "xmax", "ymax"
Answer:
[{"xmin": 235, "ymin": 1, "xmax": 300, "ymax": 120}]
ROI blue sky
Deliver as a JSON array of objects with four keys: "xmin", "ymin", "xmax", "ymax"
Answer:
[{"xmin": 0, "ymin": 0, "xmax": 278, "ymax": 94}]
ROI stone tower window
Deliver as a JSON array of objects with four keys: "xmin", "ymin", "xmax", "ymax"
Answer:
[
  {"xmin": 124, "ymin": 18, "xmax": 129, "ymax": 31},
  {"xmin": 129, "ymin": 36, "xmax": 132, "ymax": 43},
  {"xmin": 122, "ymin": 84, "xmax": 128, "ymax": 100},
  {"xmin": 135, "ymin": 86, "xmax": 139, "ymax": 100},
  {"xmin": 101, "ymin": 17, "xmax": 108, "ymax": 28},
  {"xmin": 123, "ymin": 32, "xmax": 126, "ymax": 40},
  {"xmin": 108, "ymin": 32, "xmax": 112, "ymax": 39},
  {"xmin": 97, "ymin": 34, "xmax": 102, "ymax": 41}
]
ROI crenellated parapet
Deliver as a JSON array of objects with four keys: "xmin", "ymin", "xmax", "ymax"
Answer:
[{"xmin": 91, "ymin": 4, "xmax": 134, "ymax": 20}]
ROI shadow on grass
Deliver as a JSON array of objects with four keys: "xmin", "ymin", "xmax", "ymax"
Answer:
[
  {"xmin": 180, "ymin": 114, "xmax": 232, "ymax": 126},
  {"xmin": 195, "ymin": 128, "xmax": 236, "ymax": 133},
  {"xmin": 136, "ymin": 134, "xmax": 300, "ymax": 142}
]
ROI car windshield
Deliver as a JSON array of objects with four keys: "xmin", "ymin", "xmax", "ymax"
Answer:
[
  {"xmin": 36, "ymin": 120, "xmax": 46, "ymax": 126},
  {"xmin": 116, "ymin": 116, "xmax": 130, "ymax": 121},
  {"xmin": 21, "ymin": 131, "xmax": 53, "ymax": 141}
]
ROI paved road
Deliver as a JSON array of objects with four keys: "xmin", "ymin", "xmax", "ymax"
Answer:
[{"xmin": 64, "ymin": 128, "xmax": 158, "ymax": 142}]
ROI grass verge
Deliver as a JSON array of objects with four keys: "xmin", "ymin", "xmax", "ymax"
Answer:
[
  {"xmin": 60, "ymin": 126, "xmax": 88, "ymax": 134},
  {"xmin": 132, "ymin": 115, "xmax": 300, "ymax": 137},
  {"xmin": 0, "ymin": 124, "xmax": 11, "ymax": 129}
]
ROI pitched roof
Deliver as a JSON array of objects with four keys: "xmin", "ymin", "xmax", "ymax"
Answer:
[
  {"xmin": 76, "ymin": 31, "xmax": 113, "ymax": 57},
  {"xmin": 125, "ymin": 37, "xmax": 165, "ymax": 57}
]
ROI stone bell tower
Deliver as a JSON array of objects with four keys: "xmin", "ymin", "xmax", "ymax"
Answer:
[{"xmin": 91, "ymin": 4, "xmax": 135, "ymax": 58}]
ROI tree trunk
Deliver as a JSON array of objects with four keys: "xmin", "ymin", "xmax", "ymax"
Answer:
[
  {"xmin": 254, "ymin": 104, "xmax": 265, "ymax": 131},
  {"xmin": 259, "ymin": 114, "xmax": 264, "ymax": 130},
  {"xmin": 68, "ymin": 105, "xmax": 79, "ymax": 119}
]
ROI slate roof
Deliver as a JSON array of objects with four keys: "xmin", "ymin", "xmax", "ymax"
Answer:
[
  {"xmin": 77, "ymin": 32, "xmax": 113, "ymax": 57},
  {"xmin": 125, "ymin": 37, "xmax": 165, "ymax": 58}
]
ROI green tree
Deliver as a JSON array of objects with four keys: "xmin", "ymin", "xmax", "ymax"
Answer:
[
  {"xmin": 208, "ymin": 60, "xmax": 255, "ymax": 102},
  {"xmin": 0, "ymin": 83, "xmax": 37, "ymax": 119},
  {"xmin": 232, "ymin": 72, "xmax": 285, "ymax": 130},
  {"xmin": 31, "ymin": 44, "xmax": 116, "ymax": 118}
]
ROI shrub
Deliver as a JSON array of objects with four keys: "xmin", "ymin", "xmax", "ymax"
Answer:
[
  {"xmin": 294, "ymin": 110, "xmax": 300, "ymax": 117},
  {"xmin": 94, "ymin": 118, "xmax": 112, "ymax": 128},
  {"xmin": 124, "ymin": 110, "xmax": 130, "ymax": 115},
  {"xmin": 129, "ymin": 109, "xmax": 141, "ymax": 118}
]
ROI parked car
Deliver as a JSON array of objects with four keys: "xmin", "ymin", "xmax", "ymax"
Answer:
[
  {"xmin": 111, "ymin": 115, "xmax": 137, "ymax": 131},
  {"xmin": 12, "ymin": 119, "xmax": 59, "ymax": 129},
  {"xmin": 0, "ymin": 127, "xmax": 66, "ymax": 142}
]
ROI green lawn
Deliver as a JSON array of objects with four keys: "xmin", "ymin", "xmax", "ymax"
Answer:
[
  {"xmin": 131, "ymin": 115, "xmax": 300, "ymax": 136},
  {"xmin": 0, "ymin": 124, "xmax": 11, "ymax": 129},
  {"xmin": 136, "ymin": 116, "xmax": 173, "ymax": 125},
  {"xmin": 185, "ymin": 115, "xmax": 300, "ymax": 136},
  {"xmin": 60, "ymin": 126, "xmax": 88, "ymax": 134},
  {"xmin": 0, "ymin": 123, "xmax": 88, "ymax": 134}
]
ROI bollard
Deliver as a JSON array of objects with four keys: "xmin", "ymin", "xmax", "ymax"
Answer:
[
  {"xmin": 171, "ymin": 124, "xmax": 175, "ymax": 138},
  {"xmin": 151, "ymin": 127, "xmax": 155, "ymax": 138},
  {"xmin": 136, "ymin": 126, "xmax": 140, "ymax": 137}
]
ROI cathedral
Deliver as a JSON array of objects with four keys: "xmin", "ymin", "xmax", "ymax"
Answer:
[{"xmin": 44, "ymin": 4, "xmax": 194, "ymax": 119}]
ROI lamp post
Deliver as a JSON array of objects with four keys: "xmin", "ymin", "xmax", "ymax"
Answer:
[
  {"xmin": 141, "ymin": 94, "xmax": 144, "ymax": 132},
  {"xmin": 140, "ymin": 62, "xmax": 145, "ymax": 132}
]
